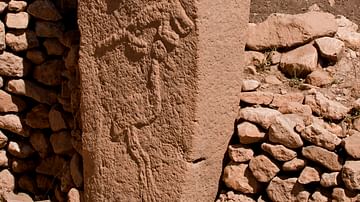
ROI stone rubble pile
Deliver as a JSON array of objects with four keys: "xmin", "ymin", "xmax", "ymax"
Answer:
[
  {"xmin": 0, "ymin": 0, "xmax": 81, "ymax": 201},
  {"xmin": 218, "ymin": 11, "xmax": 360, "ymax": 202}
]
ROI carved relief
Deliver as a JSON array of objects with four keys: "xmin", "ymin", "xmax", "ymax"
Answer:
[{"xmin": 97, "ymin": 1, "xmax": 194, "ymax": 200}]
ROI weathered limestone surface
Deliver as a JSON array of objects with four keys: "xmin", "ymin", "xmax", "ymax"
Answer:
[{"xmin": 78, "ymin": 1, "xmax": 250, "ymax": 201}]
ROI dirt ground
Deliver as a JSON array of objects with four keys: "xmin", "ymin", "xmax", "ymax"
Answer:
[{"xmin": 250, "ymin": 0, "xmax": 360, "ymax": 25}]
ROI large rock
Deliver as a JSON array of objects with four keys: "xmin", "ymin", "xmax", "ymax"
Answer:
[
  {"xmin": 282, "ymin": 158, "xmax": 306, "ymax": 172},
  {"xmin": 79, "ymin": 0, "xmax": 251, "ymax": 201},
  {"xmin": 0, "ymin": 52, "xmax": 30, "ymax": 77},
  {"xmin": 237, "ymin": 121, "xmax": 265, "ymax": 144},
  {"xmin": 343, "ymin": 133, "xmax": 360, "ymax": 159},
  {"xmin": 0, "ymin": 90, "xmax": 26, "ymax": 113},
  {"xmin": 279, "ymin": 44, "xmax": 318, "ymax": 78},
  {"xmin": 302, "ymin": 146, "xmax": 342, "ymax": 171},
  {"xmin": 314, "ymin": 37, "xmax": 345, "ymax": 62},
  {"xmin": 247, "ymin": 12, "xmax": 337, "ymax": 51},
  {"xmin": 249, "ymin": 155, "xmax": 280, "ymax": 183},
  {"xmin": 27, "ymin": 0, "xmax": 62, "ymax": 21},
  {"xmin": 301, "ymin": 122, "xmax": 341, "ymax": 151},
  {"xmin": 267, "ymin": 177, "xmax": 309, "ymax": 202},
  {"xmin": 238, "ymin": 107, "xmax": 281, "ymax": 129},
  {"xmin": 222, "ymin": 163, "xmax": 260, "ymax": 194},
  {"xmin": 342, "ymin": 161, "xmax": 360, "ymax": 190}
]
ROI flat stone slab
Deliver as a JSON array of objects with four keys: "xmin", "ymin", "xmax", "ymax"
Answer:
[{"xmin": 78, "ymin": 0, "xmax": 250, "ymax": 201}]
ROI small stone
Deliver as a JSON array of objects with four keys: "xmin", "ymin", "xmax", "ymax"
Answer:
[
  {"xmin": 264, "ymin": 75, "xmax": 282, "ymax": 85},
  {"xmin": 6, "ymin": 79, "xmax": 58, "ymax": 105},
  {"xmin": 0, "ymin": 21, "xmax": 5, "ymax": 51},
  {"xmin": 238, "ymin": 107, "xmax": 281, "ymax": 129},
  {"xmin": 70, "ymin": 153, "xmax": 83, "ymax": 188},
  {"xmin": 271, "ymin": 93, "xmax": 304, "ymax": 107},
  {"xmin": 0, "ymin": 51, "xmax": 30, "ymax": 77},
  {"xmin": 241, "ymin": 79, "xmax": 260, "ymax": 92},
  {"xmin": 302, "ymin": 146, "xmax": 342, "ymax": 171},
  {"xmin": 228, "ymin": 145, "xmax": 254, "ymax": 163},
  {"xmin": 0, "ymin": 130, "xmax": 7, "ymax": 149},
  {"xmin": 267, "ymin": 177, "xmax": 309, "ymax": 202},
  {"xmin": 0, "ymin": 90, "xmax": 26, "ymax": 113},
  {"xmin": 36, "ymin": 155, "xmax": 67, "ymax": 176},
  {"xmin": 342, "ymin": 161, "xmax": 360, "ymax": 190},
  {"xmin": 2, "ymin": 192, "xmax": 33, "ymax": 202},
  {"xmin": 0, "ymin": 114, "xmax": 25, "ymax": 136},
  {"xmin": 305, "ymin": 70, "xmax": 333, "ymax": 87},
  {"xmin": 18, "ymin": 175, "xmax": 36, "ymax": 193},
  {"xmin": 261, "ymin": 143, "xmax": 297, "ymax": 161},
  {"xmin": 343, "ymin": 133, "xmax": 360, "ymax": 159},
  {"xmin": 50, "ymin": 131, "xmax": 74, "ymax": 155},
  {"xmin": 269, "ymin": 114, "xmax": 304, "ymax": 149},
  {"xmin": 331, "ymin": 187, "xmax": 356, "ymax": 202},
  {"xmin": 0, "ymin": 169, "xmax": 15, "ymax": 194},
  {"xmin": 280, "ymin": 44, "xmax": 318, "ymax": 78},
  {"xmin": 25, "ymin": 104, "xmax": 50, "ymax": 129},
  {"xmin": 305, "ymin": 92, "xmax": 350, "ymax": 121},
  {"xmin": 301, "ymin": 123, "xmax": 341, "ymax": 151},
  {"xmin": 278, "ymin": 102, "xmax": 312, "ymax": 116},
  {"xmin": 249, "ymin": 155, "xmax": 280, "ymax": 183},
  {"xmin": 0, "ymin": 2, "xmax": 7, "ymax": 14},
  {"xmin": 0, "ymin": 150, "xmax": 8, "ymax": 167},
  {"xmin": 43, "ymin": 38, "xmax": 66, "ymax": 55},
  {"xmin": 68, "ymin": 188, "xmax": 81, "ymax": 202},
  {"xmin": 35, "ymin": 21, "xmax": 65, "ymax": 38},
  {"xmin": 237, "ymin": 122, "xmax": 265, "ymax": 144},
  {"xmin": 33, "ymin": 59, "xmax": 64, "ymax": 86},
  {"xmin": 222, "ymin": 163, "xmax": 261, "ymax": 194},
  {"xmin": 298, "ymin": 166, "xmax": 320, "ymax": 184},
  {"xmin": 309, "ymin": 191, "xmax": 330, "ymax": 202},
  {"xmin": 282, "ymin": 158, "xmax": 306, "ymax": 172},
  {"xmin": 5, "ymin": 12, "xmax": 29, "ymax": 29},
  {"xmin": 244, "ymin": 51, "xmax": 265, "ymax": 66},
  {"xmin": 315, "ymin": 37, "xmax": 345, "ymax": 62},
  {"xmin": 5, "ymin": 30, "xmax": 39, "ymax": 52},
  {"xmin": 7, "ymin": 141, "xmax": 35, "ymax": 158},
  {"xmin": 27, "ymin": 0, "xmax": 62, "ymax": 21},
  {"xmin": 239, "ymin": 92, "xmax": 274, "ymax": 105},
  {"xmin": 49, "ymin": 106, "xmax": 67, "ymax": 132},
  {"xmin": 29, "ymin": 130, "xmax": 51, "ymax": 158},
  {"xmin": 11, "ymin": 159, "xmax": 37, "ymax": 173},
  {"xmin": 8, "ymin": 1, "xmax": 27, "ymax": 12},
  {"xmin": 26, "ymin": 49, "xmax": 46, "ymax": 64},
  {"xmin": 320, "ymin": 172, "xmax": 339, "ymax": 187}
]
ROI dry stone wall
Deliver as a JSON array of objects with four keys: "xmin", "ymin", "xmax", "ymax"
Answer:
[
  {"xmin": 0, "ymin": 0, "xmax": 82, "ymax": 201},
  {"xmin": 218, "ymin": 11, "xmax": 360, "ymax": 202}
]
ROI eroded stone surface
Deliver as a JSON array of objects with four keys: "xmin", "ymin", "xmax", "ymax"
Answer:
[
  {"xmin": 238, "ymin": 107, "xmax": 281, "ymax": 129},
  {"xmin": 249, "ymin": 155, "xmax": 280, "ymax": 183},
  {"xmin": 298, "ymin": 166, "xmax": 320, "ymax": 184},
  {"xmin": 343, "ymin": 133, "xmax": 360, "ymax": 159},
  {"xmin": 342, "ymin": 161, "xmax": 360, "ymax": 190},
  {"xmin": 27, "ymin": 0, "xmax": 62, "ymax": 21},
  {"xmin": 0, "ymin": 52, "xmax": 30, "ymax": 77},
  {"xmin": 314, "ymin": 37, "xmax": 345, "ymax": 62},
  {"xmin": 261, "ymin": 143, "xmax": 297, "ymax": 161},
  {"xmin": 222, "ymin": 163, "xmax": 260, "ymax": 194},
  {"xmin": 237, "ymin": 121, "xmax": 265, "ymax": 144},
  {"xmin": 228, "ymin": 145, "xmax": 254, "ymax": 163},
  {"xmin": 302, "ymin": 146, "xmax": 342, "ymax": 171},
  {"xmin": 267, "ymin": 177, "xmax": 309, "ymax": 202}
]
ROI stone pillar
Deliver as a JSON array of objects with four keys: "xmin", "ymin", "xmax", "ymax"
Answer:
[{"xmin": 78, "ymin": 0, "xmax": 250, "ymax": 201}]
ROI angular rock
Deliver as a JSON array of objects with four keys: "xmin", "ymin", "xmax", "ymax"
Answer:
[
  {"xmin": 320, "ymin": 172, "xmax": 339, "ymax": 187},
  {"xmin": 36, "ymin": 155, "xmax": 67, "ymax": 176},
  {"xmin": 27, "ymin": 0, "xmax": 62, "ymax": 21},
  {"xmin": 6, "ymin": 79, "xmax": 58, "ymax": 105},
  {"xmin": 264, "ymin": 75, "xmax": 282, "ymax": 85},
  {"xmin": 309, "ymin": 191, "xmax": 329, "ymax": 202},
  {"xmin": 261, "ymin": 143, "xmax": 297, "ymax": 161},
  {"xmin": 268, "ymin": 114, "xmax": 304, "ymax": 149},
  {"xmin": 68, "ymin": 188, "xmax": 81, "ymax": 202},
  {"xmin": 343, "ymin": 133, "xmax": 360, "ymax": 159},
  {"xmin": 50, "ymin": 131, "xmax": 74, "ymax": 155},
  {"xmin": 0, "ymin": 169, "xmax": 15, "ymax": 194},
  {"xmin": 29, "ymin": 130, "xmax": 51, "ymax": 158},
  {"xmin": 33, "ymin": 59, "xmax": 64, "ymax": 86},
  {"xmin": 238, "ymin": 107, "xmax": 281, "ymax": 129},
  {"xmin": 247, "ymin": 12, "xmax": 337, "ymax": 51},
  {"xmin": 35, "ymin": 21, "xmax": 65, "ymax": 38},
  {"xmin": 11, "ymin": 159, "xmax": 37, "ymax": 173},
  {"xmin": 237, "ymin": 121, "xmax": 265, "ymax": 144},
  {"xmin": 342, "ymin": 161, "xmax": 360, "ymax": 190},
  {"xmin": 26, "ymin": 49, "xmax": 46, "ymax": 65},
  {"xmin": 244, "ymin": 51, "xmax": 265, "ymax": 66},
  {"xmin": 298, "ymin": 166, "xmax": 320, "ymax": 184},
  {"xmin": 278, "ymin": 102, "xmax": 312, "ymax": 116},
  {"xmin": 336, "ymin": 15, "xmax": 358, "ymax": 32},
  {"xmin": 43, "ymin": 38, "xmax": 66, "ymax": 55},
  {"xmin": 279, "ymin": 44, "xmax": 318, "ymax": 78},
  {"xmin": 228, "ymin": 145, "xmax": 254, "ymax": 163},
  {"xmin": 70, "ymin": 153, "xmax": 83, "ymax": 188},
  {"xmin": 315, "ymin": 37, "xmax": 345, "ymax": 62},
  {"xmin": 59, "ymin": 30, "xmax": 80, "ymax": 48},
  {"xmin": 302, "ymin": 146, "xmax": 342, "ymax": 171},
  {"xmin": 222, "ymin": 163, "xmax": 261, "ymax": 194},
  {"xmin": 8, "ymin": 0, "xmax": 27, "ymax": 12},
  {"xmin": 5, "ymin": 30, "xmax": 39, "ymax": 52},
  {"xmin": 5, "ymin": 12, "xmax": 29, "ymax": 29},
  {"xmin": 305, "ymin": 70, "xmax": 333, "ymax": 87},
  {"xmin": 0, "ymin": 130, "xmax": 7, "ymax": 149},
  {"xmin": 249, "ymin": 155, "xmax": 280, "ymax": 183},
  {"xmin": 301, "ymin": 123, "xmax": 341, "ymax": 150},
  {"xmin": 0, "ymin": 150, "xmax": 8, "ymax": 167},
  {"xmin": 331, "ymin": 187, "xmax": 358, "ymax": 202},
  {"xmin": 239, "ymin": 92, "xmax": 274, "ymax": 105},
  {"xmin": 0, "ymin": 51, "xmax": 30, "ymax": 77},
  {"xmin": 0, "ymin": 21, "xmax": 5, "ymax": 51},
  {"xmin": 271, "ymin": 93, "xmax": 304, "ymax": 107},
  {"xmin": 305, "ymin": 92, "xmax": 350, "ymax": 121},
  {"xmin": 7, "ymin": 141, "xmax": 35, "ymax": 158},
  {"xmin": 217, "ymin": 191, "xmax": 256, "ymax": 202},
  {"xmin": 0, "ymin": 114, "xmax": 25, "ymax": 136},
  {"xmin": 0, "ymin": 90, "xmax": 26, "ymax": 113},
  {"xmin": 25, "ymin": 104, "xmax": 50, "ymax": 129},
  {"xmin": 336, "ymin": 28, "xmax": 360, "ymax": 50},
  {"xmin": 241, "ymin": 80, "xmax": 260, "ymax": 92},
  {"xmin": 2, "ymin": 192, "xmax": 33, "ymax": 202},
  {"xmin": 267, "ymin": 177, "xmax": 309, "ymax": 202},
  {"xmin": 282, "ymin": 158, "xmax": 306, "ymax": 172}
]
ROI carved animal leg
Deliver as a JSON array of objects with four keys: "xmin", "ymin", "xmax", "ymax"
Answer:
[
  {"xmin": 127, "ymin": 33, "xmax": 149, "ymax": 55},
  {"xmin": 126, "ymin": 126, "xmax": 158, "ymax": 202},
  {"xmin": 171, "ymin": 0, "xmax": 195, "ymax": 35},
  {"xmin": 158, "ymin": 20, "xmax": 180, "ymax": 47},
  {"xmin": 148, "ymin": 59, "xmax": 162, "ymax": 118}
]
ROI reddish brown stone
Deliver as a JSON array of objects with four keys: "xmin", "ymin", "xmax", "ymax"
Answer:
[
  {"xmin": 36, "ymin": 155, "xmax": 67, "ymax": 176},
  {"xmin": 239, "ymin": 92, "xmax": 274, "ymax": 105},
  {"xmin": 50, "ymin": 131, "xmax": 74, "ymax": 155},
  {"xmin": 7, "ymin": 141, "xmax": 35, "ymax": 158},
  {"xmin": 33, "ymin": 60, "xmax": 64, "ymax": 86},
  {"xmin": 249, "ymin": 155, "xmax": 280, "ymax": 183},
  {"xmin": 0, "ymin": 90, "xmax": 26, "ymax": 113},
  {"xmin": 29, "ymin": 130, "xmax": 51, "ymax": 158},
  {"xmin": 27, "ymin": 0, "xmax": 62, "ymax": 21},
  {"xmin": 261, "ymin": 143, "xmax": 297, "ymax": 162},
  {"xmin": 25, "ymin": 104, "xmax": 50, "ymax": 129},
  {"xmin": 302, "ymin": 146, "xmax": 342, "ymax": 171},
  {"xmin": 228, "ymin": 145, "xmax": 254, "ymax": 163},
  {"xmin": 267, "ymin": 177, "xmax": 309, "ymax": 202},
  {"xmin": 282, "ymin": 158, "xmax": 306, "ymax": 172},
  {"xmin": 298, "ymin": 166, "xmax": 320, "ymax": 184},
  {"xmin": 237, "ymin": 121, "xmax": 265, "ymax": 144}
]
